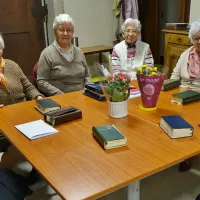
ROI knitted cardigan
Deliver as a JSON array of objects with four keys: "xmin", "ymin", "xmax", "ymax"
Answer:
[
  {"xmin": 0, "ymin": 59, "xmax": 42, "ymax": 106},
  {"xmin": 171, "ymin": 46, "xmax": 200, "ymax": 90}
]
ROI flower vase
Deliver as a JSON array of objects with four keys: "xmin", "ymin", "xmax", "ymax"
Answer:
[
  {"xmin": 108, "ymin": 100, "xmax": 128, "ymax": 118},
  {"xmin": 136, "ymin": 74, "xmax": 165, "ymax": 111}
]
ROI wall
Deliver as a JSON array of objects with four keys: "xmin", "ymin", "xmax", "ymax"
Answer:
[
  {"xmin": 46, "ymin": 0, "xmax": 115, "ymax": 48},
  {"xmin": 190, "ymin": 0, "xmax": 200, "ymax": 23},
  {"xmin": 64, "ymin": 0, "xmax": 114, "ymax": 48}
]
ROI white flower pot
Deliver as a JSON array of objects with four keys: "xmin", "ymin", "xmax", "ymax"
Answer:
[{"xmin": 108, "ymin": 100, "xmax": 128, "ymax": 118}]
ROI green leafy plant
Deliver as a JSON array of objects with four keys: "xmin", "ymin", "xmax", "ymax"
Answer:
[{"xmin": 104, "ymin": 72, "xmax": 131, "ymax": 102}]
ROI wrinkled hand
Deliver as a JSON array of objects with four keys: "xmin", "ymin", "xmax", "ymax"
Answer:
[
  {"xmin": 36, "ymin": 96, "xmax": 43, "ymax": 100},
  {"xmin": 0, "ymin": 104, "xmax": 4, "ymax": 108}
]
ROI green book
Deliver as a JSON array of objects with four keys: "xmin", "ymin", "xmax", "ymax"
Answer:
[
  {"xmin": 35, "ymin": 99, "xmax": 61, "ymax": 114},
  {"xmin": 171, "ymin": 90, "xmax": 200, "ymax": 105},
  {"xmin": 92, "ymin": 125, "xmax": 127, "ymax": 150}
]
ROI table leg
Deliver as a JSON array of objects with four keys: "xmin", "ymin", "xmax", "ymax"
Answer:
[
  {"xmin": 127, "ymin": 181, "xmax": 140, "ymax": 200},
  {"xmin": 99, "ymin": 52, "xmax": 102, "ymax": 63}
]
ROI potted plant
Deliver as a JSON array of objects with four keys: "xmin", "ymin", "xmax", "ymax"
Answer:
[
  {"xmin": 136, "ymin": 64, "xmax": 166, "ymax": 111},
  {"xmin": 102, "ymin": 72, "xmax": 131, "ymax": 118}
]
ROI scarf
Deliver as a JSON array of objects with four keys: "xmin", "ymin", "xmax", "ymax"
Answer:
[
  {"xmin": 53, "ymin": 41, "xmax": 75, "ymax": 62},
  {"xmin": 0, "ymin": 58, "xmax": 7, "ymax": 88},
  {"xmin": 188, "ymin": 47, "xmax": 200, "ymax": 78}
]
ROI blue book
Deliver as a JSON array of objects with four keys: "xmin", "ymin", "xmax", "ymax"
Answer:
[
  {"xmin": 85, "ymin": 83, "xmax": 103, "ymax": 94},
  {"xmin": 160, "ymin": 115, "xmax": 193, "ymax": 138}
]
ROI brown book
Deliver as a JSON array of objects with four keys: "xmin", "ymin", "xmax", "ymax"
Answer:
[
  {"xmin": 165, "ymin": 23, "xmax": 189, "ymax": 30},
  {"xmin": 44, "ymin": 106, "xmax": 82, "ymax": 126}
]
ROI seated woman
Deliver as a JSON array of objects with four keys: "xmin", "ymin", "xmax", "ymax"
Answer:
[
  {"xmin": 171, "ymin": 19, "xmax": 200, "ymax": 90},
  {"xmin": 0, "ymin": 33, "xmax": 44, "ymax": 167},
  {"xmin": 37, "ymin": 14, "xmax": 92, "ymax": 96},
  {"xmin": 111, "ymin": 18, "xmax": 154, "ymax": 80}
]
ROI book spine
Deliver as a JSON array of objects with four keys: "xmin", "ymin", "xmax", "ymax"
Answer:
[
  {"xmin": 92, "ymin": 129, "xmax": 105, "ymax": 149},
  {"xmin": 183, "ymin": 95, "xmax": 200, "ymax": 104}
]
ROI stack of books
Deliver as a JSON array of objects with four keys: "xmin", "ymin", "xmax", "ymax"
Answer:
[{"xmin": 84, "ymin": 83, "xmax": 105, "ymax": 101}]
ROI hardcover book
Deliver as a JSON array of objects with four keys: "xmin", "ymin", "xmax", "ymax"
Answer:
[
  {"xmin": 92, "ymin": 124, "xmax": 127, "ymax": 150},
  {"xmin": 161, "ymin": 79, "xmax": 181, "ymax": 91},
  {"xmin": 83, "ymin": 89, "xmax": 105, "ymax": 101},
  {"xmin": 44, "ymin": 106, "xmax": 82, "ymax": 126},
  {"xmin": 171, "ymin": 90, "xmax": 200, "ymax": 105},
  {"xmin": 85, "ymin": 83, "xmax": 103, "ymax": 93},
  {"xmin": 35, "ymin": 99, "xmax": 61, "ymax": 114},
  {"xmin": 160, "ymin": 115, "xmax": 193, "ymax": 139}
]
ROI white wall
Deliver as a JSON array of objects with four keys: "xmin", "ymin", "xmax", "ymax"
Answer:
[
  {"xmin": 64, "ymin": 0, "xmax": 114, "ymax": 47},
  {"xmin": 190, "ymin": 0, "xmax": 200, "ymax": 23}
]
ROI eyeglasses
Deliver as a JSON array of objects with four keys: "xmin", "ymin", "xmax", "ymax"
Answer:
[
  {"xmin": 192, "ymin": 36, "xmax": 200, "ymax": 43},
  {"xmin": 57, "ymin": 29, "xmax": 73, "ymax": 34},
  {"xmin": 125, "ymin": 29, "xmax": 137, "ymax": 34}
]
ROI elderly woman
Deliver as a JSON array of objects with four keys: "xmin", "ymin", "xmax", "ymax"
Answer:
[
  {"xmin": 111, "ymin": 18, "xmax": 154, "ymax": 80},
  {"xmin": 171, "ymin": 19, "xmax": 200, "ymax": 90},
  {"xmin": 37, "ymin": 14, "xmax": 92, "ymax": 96},
  {"xmin": 0, "ymin": 33, "xmax": 43, "ymax": 167}
]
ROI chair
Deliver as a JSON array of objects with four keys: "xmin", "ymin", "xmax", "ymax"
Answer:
[
  {"xmin": 32, "ymin": 63, "xmax": 38, "ymax": 87},
  {"xmin": 91, "ymin": 54, "xmax": 112, "ymax": 83}
]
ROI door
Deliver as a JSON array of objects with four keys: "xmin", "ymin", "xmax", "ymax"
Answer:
[{"xmin": 0, "ymin": 0, "xmax": 46, "ymax": 81}]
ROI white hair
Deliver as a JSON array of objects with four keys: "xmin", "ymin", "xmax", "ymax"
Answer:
[
  {"xmin": 189, "ymin": 19, "xmax": 200, "ymax": 41},
  {"xmin": 121, "ymin": 18, "xmax": 142, "ymax": 33},
  {"xmin": 53, "ymin": 14, "xmax": 75, "ymax": 30},
  {"xmin": 0, "ymin": 34, "xmax": 5, "ymax": 49}
]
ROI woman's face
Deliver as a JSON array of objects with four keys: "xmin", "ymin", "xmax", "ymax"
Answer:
[
  {"xmin": 123, "ymin": 24, "xmax": 140, "ymax": 44},
  {"xmin": 191, "ymin": 31, "xmax": 200, "ymax": 53},
  {"xmin": 55, "ymin": 22, "xmax": 74, "ymax": 48}
]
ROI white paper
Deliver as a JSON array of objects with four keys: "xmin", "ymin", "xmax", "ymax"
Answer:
[{"xmin": 15, "ymin": 120, "xmax": 58, "ymax": 140}]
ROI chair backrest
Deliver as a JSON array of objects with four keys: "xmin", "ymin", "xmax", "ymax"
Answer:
[{"xmin": 32, "ymin": 63, "xmax": 38, "ymax": 87}]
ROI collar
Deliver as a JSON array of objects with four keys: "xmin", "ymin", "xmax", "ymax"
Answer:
[
  {"xmin": 126, "ymin": 41, "xmax": 137, "ymax": 49},
  {"xmin": 53, "ymin": 40, "xmax": 74, "ymax": 54}
]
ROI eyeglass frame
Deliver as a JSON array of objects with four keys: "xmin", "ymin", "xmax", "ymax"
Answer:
[{"xmin": 192, "ymin": 36, "xmax": 200, "ymax": 43}]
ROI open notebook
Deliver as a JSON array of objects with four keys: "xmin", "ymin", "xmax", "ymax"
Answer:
[{"xmin": 15, "ymin": 120, "xmax": 58, "ymax": 140}]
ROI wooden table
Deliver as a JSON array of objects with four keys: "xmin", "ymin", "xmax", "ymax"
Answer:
[
  {"xmin": 130, "ymin": 80, "xmax": 200, "ymax": 142},
  {"xmin": 0, "ymin": 91, "xmax": 200, "ymax": 200},
  {"xmin": 81, "ymin": 45, "xmax": 113, "ymax": 63}
]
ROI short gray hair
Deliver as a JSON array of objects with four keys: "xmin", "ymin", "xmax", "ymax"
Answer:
[
  {"xmin": 189, "ymin": 19, "xmax": 200, "ymax": 41},
  {"xmin": 121, "ymin": 18, "xmax": 142, "ymax": 33},
  {"xmin": 53, "ymin": 14, "xmax": 75, "ymax": 30},
  {"xmin": 0, "ymin": 34, "xmax": 5, "ymax": 49}
]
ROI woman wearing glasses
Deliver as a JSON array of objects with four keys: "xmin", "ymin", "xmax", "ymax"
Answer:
[
  {"xmin": 111, "ymin": 18, "xmax": 154, "ymax": 80},
  {"xmin": 37, "ymin": 14, "xmax": 91, "ymax": 96},
  {"xmin": 171, "ymin": 19, "xmax": 200, "ymax": 89}
]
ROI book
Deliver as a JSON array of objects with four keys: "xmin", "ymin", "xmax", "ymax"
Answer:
[
  {"xmin": 85, "ymin": 83, "xmax": 103, "ymax": 93},
  {"xmin": 161, "ymin": 79, "xmax": 181, "ymax": 91},
  {"xmin": 44, "ymin": 106, "xmax": 82, "ymax": 126},
  {"xmin": 92, "ymin": 124, "xmax": 127, "ymax": 149},
  {"xmin": 171, "ymin": 90, "xmax": 200, "ymax": 105},
  {"xmin": 15, "ymin": 120, "xmax": 58, "ymax": 140},
  {"xmin": 35, "ymin": 99, "xmax": 61, "ymax": 114},
  {"xmin": 165, "ymin": 23, "xmax": 189, "ymax": 30},
  {"xmin": 160, "ymin": 115, "xmax": 193, "ymax": 139},
  {"xmin": 129, "ymin": 88, "xmax": 141, "ymax": 98},
  {"xmin": 83, "ymin": 90, "xmax": 105, "ymax": 101}
]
